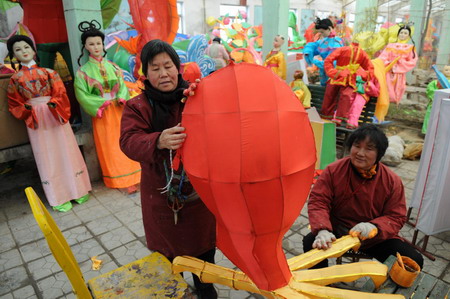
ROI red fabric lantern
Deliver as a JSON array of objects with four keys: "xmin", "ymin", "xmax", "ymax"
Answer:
[
  {"xmin": 21, "ymin": 0, "xmax": 68, "ymax": 44},
  {"xmin": 181, "ymin": 62, "xmax": 202, "ymax": 83},
  {"xmin": 179, "ymin": 62, "xmax": 316, "ymax": 291}
]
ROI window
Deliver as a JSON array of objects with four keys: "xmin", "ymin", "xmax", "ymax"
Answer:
[
  {"xmin": 375, "ymin": 15, "xmax": 386, "ymax": 31},
  {"xmin": 219, "ymin": 5, "xmax": 248, "ymax": 41},
  {"xmin": 177, "ymin": 2, "xmax": 185, "ymax": 34},
  {"xmin": 219, "ymin": 5, "xmax": 247, "ymax": 20},
  {"xmin": 317, "ymin": 11, "xmax": 331, "ymax": 20},
  {"xmin": 348, "ymin": 13, "xmax": 355, "ymax": 28}
]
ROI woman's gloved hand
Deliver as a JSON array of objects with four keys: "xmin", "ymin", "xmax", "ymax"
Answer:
[
  {"xmin": 312, "ymin": 230, "xmax": 336, "ymax": 249},
  {"xmin": 349, "ymin": 222, "xmax": 378, "ymax": 240}
]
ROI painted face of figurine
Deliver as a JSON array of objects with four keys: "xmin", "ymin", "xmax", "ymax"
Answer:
[
  {"xmin": 12, "ymin": 41, "xmax": 35, "ymax": 64},
  {"xmin": 273, "ymin": 36, "xmax": 284, "ymax": 49},
  {"xmin": 398, "ymin": 28, "xmax": 411, "ymax": 41},
  {"xmin": 85, "ymin": 36, "xmax": 104, "ymax": 59},
  {"xmin": 146, "ymin": 52, "xmax": 179, "ymax": 92},
  {"xmin": 443, "ymin": 66, "xmax": 450, "ymax": 78},
  {"xmin": 318, "ymin": 28, "xmax": 331, "ymax": 38},
  {"xmin": 350, "ymin": 136, "xmax": 378, "ymax": 171}
]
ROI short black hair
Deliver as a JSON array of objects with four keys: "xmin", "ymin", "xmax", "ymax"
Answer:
[
  {"xmin": 213, "ymin": 37, "xmax": 221, "ymax": 43},
  {"xmin": 140, "ymin": 39, "xmax": 180, "ymax": 76},
  {"xmin": 315, "ymin": 18, "xmax": 333, "ymax": 30},
  {"xmin": 6, "ymin": 35, "xmax": 37, "ymax": 70},
  {"xmin": 345, "ymin": 124, "xmax": 388, "ymax": 163}
]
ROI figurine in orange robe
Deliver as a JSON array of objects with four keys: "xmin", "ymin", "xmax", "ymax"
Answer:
[{"xmin": 7, "ymin": 35, "xmax": 91, "ymax": 212}]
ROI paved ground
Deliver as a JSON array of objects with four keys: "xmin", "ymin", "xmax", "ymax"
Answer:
[{"xmin": 1, "ymin": 155, "xmax": 449, "ymax": 299}]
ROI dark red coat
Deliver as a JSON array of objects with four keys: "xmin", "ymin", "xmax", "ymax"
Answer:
[
  {"xmin": 120, "ymin": 94, "xmax": 216, "ymax": 259},
  {"xmin": 308, "ymin": 157, "xmax": 406, "ymax": 249}
]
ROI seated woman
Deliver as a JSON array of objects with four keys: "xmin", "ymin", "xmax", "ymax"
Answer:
[{"xmin": 303, "ymin": 125, "xmax": 423, "ymax": 269}]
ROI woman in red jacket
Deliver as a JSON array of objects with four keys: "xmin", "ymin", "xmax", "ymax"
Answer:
[
  {"xmin": 303, "ymin": 125, "xmax": 423, "ymax": 269},
  {"xmin": 119, "ymin": 39, "xmax": 217, "ymax": 299}
]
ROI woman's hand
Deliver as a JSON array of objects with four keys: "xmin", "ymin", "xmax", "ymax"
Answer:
[{"xmin": 157, "ymin": 123, "xmax": 186, "ymax": 150}]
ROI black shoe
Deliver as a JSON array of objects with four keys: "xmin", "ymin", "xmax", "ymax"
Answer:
[{"xmin": 196, "ymin": 285, "xmax": 217, "ymax": 299}]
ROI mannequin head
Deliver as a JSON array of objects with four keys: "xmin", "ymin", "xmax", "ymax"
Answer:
[
  {"xmin": 443, "ymin": 65, "xmax": 450, "ymax": 78},
  {"xmin": 315, "ymin": 18, "xmax": 333, "ymax": 38},
  {"xmin": 6, "ymin": 35, "xmax": 37, "ymax": 70},
  {"xmin": 273, "ymin": 35, "xmax": 285, "ymax": 49},
  {"xmin": 77, "ymin": 20, "xmax": 106, "ymax": 65},
  {"xmin": 397, "ymin": 24, "xmax": 415, "ymax": 58},
  {"xmin": 293, "ymin": 70, "xmax": 304, "ymax": 80},
  {"xmin": 397, "ymin": 26, "xmax": 411, "ymax": 41}
]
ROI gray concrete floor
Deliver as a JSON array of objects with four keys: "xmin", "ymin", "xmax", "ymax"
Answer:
[{"xmin": 1, "ymin": 156, "xmax": 449, "ymax": 299}]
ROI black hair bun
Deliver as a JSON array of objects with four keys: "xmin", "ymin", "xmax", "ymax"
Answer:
[{"xmin": 78, "ymin": 20, "xmax": 102, "ymax": 33}]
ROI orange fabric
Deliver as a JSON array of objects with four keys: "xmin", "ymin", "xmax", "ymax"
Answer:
[
  {"xmin": 93, "ymin": 103, "xmax": 141, "ymax": 188},
  {"xmin": 179, "ymin": 62, "xmax": 316, "ymax": 291},
  {"xmin": 7, "ymin": 65, "xmax": 70, "ymax": 129},
  {"xmin": 355, "ymin": 164, "xmax": 377, "ymax": 179},
  {"xmin": 128, "ymin": 0, "xmax": 179, "ymax": 78}
]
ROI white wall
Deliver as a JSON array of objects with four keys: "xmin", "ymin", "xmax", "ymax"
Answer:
[{"xmin": 180, "ymin": 0, "xmax": 344, "ymax": 36}]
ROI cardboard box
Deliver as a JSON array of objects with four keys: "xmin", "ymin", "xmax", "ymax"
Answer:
[
  {"xmin": 0, "ymin": 74, "xmax": 29, "ymax": 149},
  {"xmin": 307, "ymin": 107, "xmax": 336, "ymax": 170}
]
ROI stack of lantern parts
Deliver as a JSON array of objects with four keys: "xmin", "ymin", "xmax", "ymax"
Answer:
[{"xmin": 179, "ymin": 62, "xmax": 316, "ymax": 290}]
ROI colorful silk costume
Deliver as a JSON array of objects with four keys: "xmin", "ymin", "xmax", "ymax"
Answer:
[
  {"xmin": 8, "ymin": 63, "xmax": 91, "ymax": 206},
  {"xmin": 322, "ymin": 42, "xmax": 374, "ymax": 123},
  {"xmin": 289, "ymin": 79, "xmax": 311, "ymax": 108},
  {"xmin": 303, "ymin": 34, "xmax": 344, "ymax": 86},
  {"xmin": 74, "ymin": 56, "xmax": 141, "ymax": 188},
  {"xmin": 378, "ymin": 42, "xmax": 417, "ymax": 104},
  {"xmin": 263, "ymin": 50, "xmax": 287, "ymax": 80},
  {"xmin": 422, "ymin": 79, "xmax": 449, "ymax": 134}
]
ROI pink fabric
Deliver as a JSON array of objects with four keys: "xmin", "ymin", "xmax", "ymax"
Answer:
[
  {"xmin": 96, "ymin": 100, "xmax": 112, "ymax": 118},
  {"xmin": 378, "ymin": 43, "xmax": 417, "ymax": 104},
  {"xmin": 347, "ymin": 94, "xmax": 367, "ymax": 127},
  {"xmin": 27, "ymin": 96, "xmax": 91, "ymax": 206},
  {"xmin": 347, "ymin": 76, "xmax": 380, "ymax": 127},
  {"xmin": 0, "ymin": 66, "xmax": 14, "ymax": 74}
]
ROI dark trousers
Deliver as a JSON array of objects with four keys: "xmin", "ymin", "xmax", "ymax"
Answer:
[
  {"xmin": 303, "ymin": 232, "xmax": 424, "ymax": 269},
  {"xmin": 168, "ymin": 248, "xmax": 217, "ymax": 299}
]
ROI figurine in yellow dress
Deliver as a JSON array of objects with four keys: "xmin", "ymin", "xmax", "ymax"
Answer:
[{"xmin": 264, "ymin": 35, "xmax": 287, "ymax": 80}]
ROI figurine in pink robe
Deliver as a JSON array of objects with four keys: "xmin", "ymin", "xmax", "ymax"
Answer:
[{"xmin": 378, "ymin": 25, "xmax": 418, "ymax": 104}]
